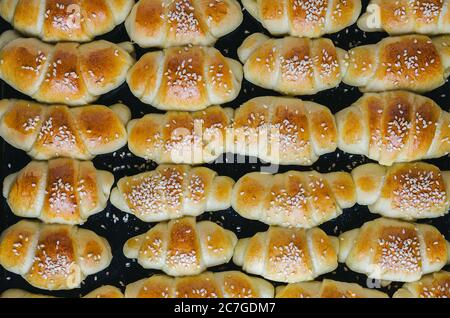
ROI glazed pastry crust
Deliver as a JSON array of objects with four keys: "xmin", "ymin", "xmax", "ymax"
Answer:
[
  {"xmin": 0, "ymin": 220, "xmax": 112, "ymax": 290},
  {"xmin": 126, "ymin": 0, "xmax": 243, "ymax": 48},
  {"xmin": 243, "ymin": 0, "xmax": 361, "ymax": 38},
  {"xmin": 233, "ymin": 226, "xmax": 339, "ymax": 283},
  {"xmin": 127, "ymin": 46, "xmax": 242, "ymax": 111},
  {"xmin": 111, "ymin": 165, "xmax": 234, "ymax": 222},
  {"xmin": 276, "ymin": 279, "xmax": 388, "ymax": 298},
  {"xmin": 0, "ymin": 0, "xmax": 134, "ymax": 42},
  {"xmin": 0, "ymin": 99, "xmax": 130, "ymax": 160},
  {"xmin": 3, "ymin": 158, "xmax": 114, "ymax": 225},
  {"xmin": 123, "ymin": 217, "xmax": 237, "ymax": 276},
  {"xmin": 0, "ymin": 31, "xmax": 134, "ymax": 105},
  {"xmin": 232, "ymin": 170, "xmax": 356, "ymax": 228},
  {"xmin": 125, "ymin": 271, "xmax": 274, "ymax": 298},
  {"xmin": 339, "ymin": 218, "xmax": 450, "ymax": 282},
  {"xmin": 336, "ymin": 91, "xmax": 450, "ymax": 165}
]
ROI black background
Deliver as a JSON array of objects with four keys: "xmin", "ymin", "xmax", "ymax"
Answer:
[{"xmin": 0, "ymin": 0, "xmax": 449, "ymax": 298}]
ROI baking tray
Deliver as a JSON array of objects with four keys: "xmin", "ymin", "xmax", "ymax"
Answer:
[{"xmin": 0, "ymin": 0, "xmax": 449, "ymax": 298}]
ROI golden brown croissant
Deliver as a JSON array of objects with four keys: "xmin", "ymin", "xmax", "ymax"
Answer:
[
  {"xmin": 0, "ymin": 99, "xmax": 130, "ymax": 160},
  {"xmin": 111, "ymin": 165, "xmax": 234, "ymax": 222},
  {"xmin": 231, "ymin": 96, "xmax": 337, "ymax": 165},
  {"xmin": 232, "ymin": 170, "xmax": 356, "ymax": 228},
  {"xmin": 343, "ymin": 34, "xmax": 450, "ymax": 93},
  {"xmin": 125, "ymin": 271, "xmax": 274, "ymax": 298},
  {"xmin": 339, "ymin": 218, "xmax": 450, "ymax": 282},
  {"xmin": 0, "ymin": 220, "xmax": 112, "ymax": 290},
  {"xmin": 126, "ymin": 0, "xmax": 243, "ymax": 48},
  {"xmin": 127, "ymin": 106, "xmax": 233, "ymax": 164},
  {"xmin": 336, "ymin": 91, "xmax": 450, "ymax": 166},
  {"xmin": 123, "ymin": 217, "xmax": 237, "ymax": 276},
  {"xmin": 3, "ymin": 158, "xmax": 114, "ymax": 225},
  {"xmin": 0, "ymin": 0, "xmax": 134, "ymax": 42},
  {"xmin": 393, "ymin": 271, "xmax": 450, "ymax": 298},
  {"xmin": 0, "ymin": 31, "xmax": 134, "ymax": 106},
  {"xmin": 358, "ymin": 0, "xmax": 450, "ymax": 35},
  {"xmin": 352, "ymin": 162, "xmax": 450, "ymax": 220},
  {"xmin": 276, "ymin": 279, "xmax": 388, "ymax": 298},
  {"xmin": 243, "ymin": 0, "xmax": 362, "ymax": 38},
  {"xmin": 238, "ymin": 33, "xmax": 348, "ymax": 96},
  {"xmin": 127, "ymin": 46, "xmax": 242, "ymax": 111},
  {"xmin": 1, "ymin": 285, "xmax": 124, "ymax": 298},
  {"xmin": 233, "ymin": 227, "xmax": 339, "ymax": 283}
]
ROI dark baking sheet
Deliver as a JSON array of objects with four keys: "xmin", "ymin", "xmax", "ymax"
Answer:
[{"xmin": 0, "ymin": 0, "xmax": 449, "ymax": 297}]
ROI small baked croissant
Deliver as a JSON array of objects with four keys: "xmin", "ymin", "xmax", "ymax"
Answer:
[
  {"xmin": 358, "ymin": 0, "xmax": 450, "ymax": 35},
  {"xmin": 243, "ymin": 0, "xmax": 362, "ymax": 38},
  {"xmin": 125, "ymin": 271, "xmax": 274, "ymax": 298},
  {"xmin": 276, "ymin": 279, "xmax": 388, "ymax": 298},
  {"xmin": 0, "ymin": 220, "xmax": 112, "ymax": 290},
  {"xmin": 238, "ymin": 33, "xmax": 348, "ymax": 96},
  {"xmin": 0, "ymin": 31, "xmax": 134, "ymax": 106},
  {"xmin": 111, "ymin": 165, "xmax": 234, "ymax": 222},
  {"xmin": 0, "ymin": 99, "xmax": 130, "ymax": 160},
  {"xmin": 339, "ymin": 218, "xmax": 450, "ymax": 282},
  {"xmin": 233, "ymin": 227, "xmax": 339, "ymax": 283},
  {"xmin": 343, "ymin": 34, "xmax": 450, "ymax": 93},
  {"xmin": 232, "ymin": 171, "xmax": 356, "ymax": 228},
  {"xmin": 0, "ymin": 0, "xmax": 134, "ymax": 42},
  {"xmin": 123, "ymin": 217, "xmax": 237, "ymax": 276},
  {"xmin": 127, "ymin": 106, "xmax": 233, "ymax": 164},
  {"xmin": 127, "ymin": 46, "xmax": 242, "ymax": 111},
  {"xmin": 125, "ymin": 0, "xmax": 243, "ymax": 48},
  {"xmin": 336, "ymin": 91, "xmax": 450, "ymax": 166},
  {"xmin": 1, "ymin": 285, "xmax": 124, "ymax": 298},
  {"xmin": 352, "ymin": 162, "xmax": 450, "ymax": 220},
  {"xmin": 231, "ymin": 96, "xmax": 337, "ymax": 165},
  {"xmin": 3, "ymin": 158, "xmax": 114, "ymax": 225},
  {"xmin": 393, "ymin": 271, "xmax": 450, "ymax": 298}
]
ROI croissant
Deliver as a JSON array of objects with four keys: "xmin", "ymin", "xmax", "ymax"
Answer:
[
  {"xmin": 125, "ymin": 271, "xmax": 274, "ymax": 298},
  {"xmin": 0, "ymin": 31, "xmax": 134, "ymax": 106},
  {"xmin": 82, "ymin": 285, "xmax": 124, "ymax": 298},
  {"xmin": 233, "ymin": 227, "xmax": 339, "ymax": 283},
  {"xmin": 243, "ymin": 0, "xmax": 361, "ymax": 38},
  {"xmin": 358, "ymin": 0, "xmax": 450, "ymax": 35},
  {"xmin": 237, "ymin": 33, "xmax": 348, "ymax": 96},
  {"xmin": 127, "ymin": 46, "xmax": 243, "ymax": 111},
  {"xmin": 1, "ymin": 285, "xmax": 124, "ymax": 298},
  {"xmin": 0, "ymin": 0, "xmax": 134, "ymax": 42},
  {"xmin": 393, "ymin": 271, "xmax": 450, "ymax": 298},
  {"xmin": 125, "ymin": 0, "xmax": 243, "ymax": 48},
  {"xmin": 0, "ymin": 99, "xmax": 130, "ymax": 160},
  {"xmin": 111, "ymin": 165, "xmax": 234, "ymax": 222},
  {"xmin": 276, "ymin": 279, "xmax": 388, "ymax": 298},
  {"xmin": 231, "ymin": 96, "xmax": 337, "ymax": 165},
  {"xmin": 0, "ymin": 220, "xmax": 112, "ymax": 290},
  {"xmin": 352, "ymin": 162, "xmax": 450, "ymax": 220},
  {"xmin": 336, "ymin": 91, "xmax": 450, "ymax": 166},
  {"xmin": 127, "ymin": 106, "xmax": 233, "ymax": 164},
  {"xmin": 232, "ymin": 171, "xmax": 356, "ymax": 228},
  {"xmin": 339, "ymin": 217, "xmax": 450, "ymax": 282},
  {"xmin": 343, "ymin": 34, "xmax": 450, "ymax": 93},
  {"xmin": 3, "ymin": 158, "xmax": 114, "ymax": 225},
  {"xmin": 123, "ymin": 217, "xmax": 237, "ymax": 276}
]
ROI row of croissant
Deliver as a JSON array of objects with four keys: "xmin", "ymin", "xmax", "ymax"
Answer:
[
  {"xmin": 3, "ymin": 158, "xmax": 450, "ymax": 226},
  {"xmin": 1, "ymin": 215, "xmax": 449, "ymax": 298},
  {"xmin": 0, "ymin": 0, "xmax": 449, "ymax": 44},
  {"xmin": 1, "ymin": 157, "xmax": 450, "ymax": 295},
  {"xmin": 1, "ymin": 90, "xmax": 450, "ymax": 167},
  {"xmin": 1, "ymin": 210, "xmax": 450, "ymax": 298},
  {"xmin": 1, "ymin": 0, "xmax": 450, "ymax": 299},
  {"xmin": 0, "ymin": 30, "xmax": 449, "ymax": 110}
]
